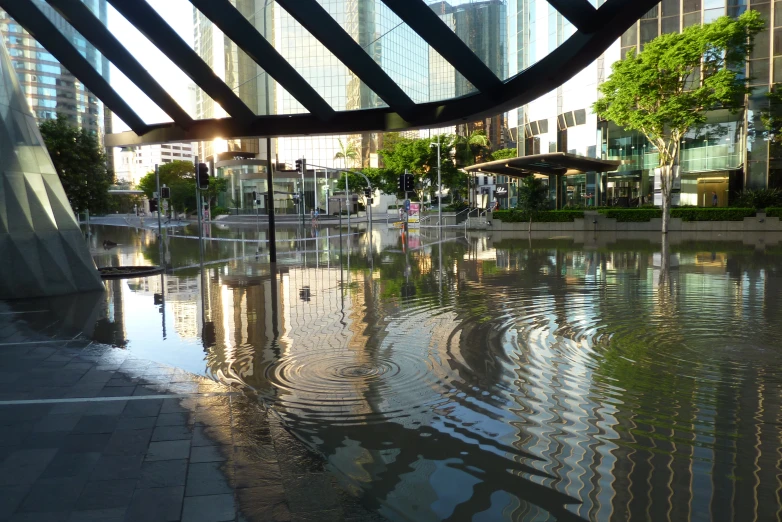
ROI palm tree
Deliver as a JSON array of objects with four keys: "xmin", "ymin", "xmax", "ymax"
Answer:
[
  {"xmin": 455, "ymin": 130, "xmax": 491, "ymax": 166},
  {"xmin": 334, "ymin": 138, "xmax": 360, "ymax": 168}
]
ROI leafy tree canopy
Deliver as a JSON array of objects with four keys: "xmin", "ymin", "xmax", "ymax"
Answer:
[
  {"xmin": 39, "ymin": 114, "xmax": 113, "ymax": 214},
  {"xmin": 593, "ymin": 11, "xmax": 763, "ymax": 165},
  {"xmin": 489, "ymin": 148, "xmax": 518, "ymax": 161},
  {"xmin": 138, "ymin": 160, "xmax": 208, "ymax": 213},
  {"xmin": 592, "ymin": 10, "xmax": 763, "ymax": 232}
]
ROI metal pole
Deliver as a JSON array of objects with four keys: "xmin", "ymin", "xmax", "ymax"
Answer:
[
  {"xmin": 266, "ymin": 139, "xmax": 277, "ymax": 263},
  {"xmin": 155, "ymin": 163, "xmax": 162, "ymax": 239},
  {"xmin": 345, "ymin": 172, "xmax": 350, "ymax": 230},
  {"xmin": 436, "ymin": 140, "xmax": 442, "ymax": 227}
]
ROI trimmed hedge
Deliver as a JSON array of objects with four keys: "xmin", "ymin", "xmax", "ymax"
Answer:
[
  {"xmin": 493, "ymin": 210, "xmax": 584, "ymax": 222},
  {"xmin": 764, "ymin": 207, "xmax": 782, "ymax": 218},
  {"xmin": 597, "ymin": 208, "xmax": 662, "ymax": 222},
  {"xmin": 671, "ymin": 208, "xmax": 755, "ymax": 221},
  {"xmin": 597, "ymin": 207, "xmax": 756, "ymax": 222}
]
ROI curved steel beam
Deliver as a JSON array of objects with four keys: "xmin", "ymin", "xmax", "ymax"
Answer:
[
  {"xmin": 45, "ymin": 0, "xmax": 193, "ymax": 130},
  {"xmin": 275, "ymin": 0, "xmax": 416, "ymax": 121},
  {"xmin": 106, "ymin": 0, "xmax": 255, "ymax": 124},
  {"xmin": 188, "ymin": 0, "xmax": 334, "ymax": 121},
  {"xmin": 0, "ymin": 0, "xmax": 147, "ymax": 134},
  {"xmin": 105, "ymin": 0, "xmax": 660, "ymax": 146},
  {"xmin": 381, "ymin": 0, "xmax": 502, "ymax": 95},
  {"xmin": 547, "ymin": 0, "xmax": 599, "ymax": 34}
]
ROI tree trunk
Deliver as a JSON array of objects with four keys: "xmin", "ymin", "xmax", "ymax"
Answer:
[
  {"xmin": 658, "ymin": 164, "xmax": 675, "ymax": 234},
  {"xmin": 528, "ymin": 215, "xmax": 532, "ymax": 233}
]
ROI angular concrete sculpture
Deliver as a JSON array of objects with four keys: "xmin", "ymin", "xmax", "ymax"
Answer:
[{"xmin": 0, "ymin": 38, "xmax": 103, "ymax": 299}]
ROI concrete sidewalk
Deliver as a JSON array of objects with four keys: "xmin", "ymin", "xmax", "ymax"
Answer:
[{"xmin": 0, "ymin": 311, "xmax": 384, "ymax": 522}]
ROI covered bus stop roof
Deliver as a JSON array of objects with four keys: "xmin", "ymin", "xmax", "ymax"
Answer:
[{"xmin": 465, "ymin": 153, "xmax": 622, "ymax": 177}]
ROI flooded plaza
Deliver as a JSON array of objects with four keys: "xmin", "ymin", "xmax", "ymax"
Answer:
[{"xmin": 6, "ymin": 222, "xmax": 782, "ymax": 521}]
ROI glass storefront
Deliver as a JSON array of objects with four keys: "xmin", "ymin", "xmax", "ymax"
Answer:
[{"xmin": 216, "ymin": 160, "xmax": 342, "ymax": 215}]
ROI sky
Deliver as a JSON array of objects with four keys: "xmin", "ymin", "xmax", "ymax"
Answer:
[{"xmin": 108, "ymin": 0, "xmax": 196, "ymax": 133}]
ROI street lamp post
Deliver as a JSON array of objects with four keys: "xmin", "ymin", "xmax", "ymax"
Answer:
[{"xmin": 430, "ymin": 139, "xmax": 441, "ymax": 227}]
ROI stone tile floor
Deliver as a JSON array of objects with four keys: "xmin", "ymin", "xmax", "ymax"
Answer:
[{"xmin": 0, "ymin": 311, "xmax": 385, "ymax": 522}]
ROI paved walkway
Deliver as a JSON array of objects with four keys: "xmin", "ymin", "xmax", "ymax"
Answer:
[{"xmin": 0, "ymin": 308, "xmax": 384, "ymax": 522}]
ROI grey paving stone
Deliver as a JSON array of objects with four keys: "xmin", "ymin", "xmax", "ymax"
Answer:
[
  {"xmin": 0, "ymin": 485, "xmax": 29, "ymax": 519},
  {"xmin": 0, "ymin": 447, "xmax": 58, "ymax": 485},
  {"xmin": 0, "ymin": 422, "xmax": 33, "ymax": 447},
  {"xmin": 84, "ymin": 400, "xmax": 127, "ymax": 416},
  {"xmin": 41, "ymin": 452, "xmax": 101, "ymax": 479},
  {"xmin": 72, "ymin": 414, "xmax": 119, "ymax": 434},
  {"xmin": 182, "ymin": 493, "xmax": 236, "ymax": 522},
  {"xmin": 291, "ymin": 509, "xmax": 345, "ymax": 522},
  {"xmin": 18, "ymin": 475, "xmax": 87, "ymax": 512},
  {"xmin": 90, "ymin": 454, "xmax": 143, "ymax": 481},
  {"xmin": 115, "ymin": 415, "xmax": 157, "ymax": 431},
  {"xmin": 67, "ymin": 507, "xmax": 127, "ymax": 522},
  {"xmin": 32, "ymin": 413, "xmax": 82, "ymax": 433},
  {"xmin": 8, "ymin": 512, "xmax": 69, "ymax": 522},
  {"xmin": 185, "ymin": 475, "xmax": 233, "ymax": 497},
  {"xmin": 138, "ymin": 459, "xmax": 188, "ymax": 489},
  {"xmin": 75, "ymin": 479, "xmax": 137, "ymax": 510},
  {"xmin": 282, "ymin": 474, "xmax": 341, "ymax": 514},
  {"xmin": 156, "ymin": 412, "xmax": 189, "ymax": 426},
  {"xmin": 121, "ymin": 399, "xmax": 162, "ymax": 418},
  {"xmin": 98, "ymin": 386, "xmax": 136, "ymax": 397},
  {"xmin": 146, "ymin": 440, "xmax": 191, "ymax": 461},
  {"xmin": 160, "ymin": 398, "xmax": 189, "ymax": 414},
  {"xmin": 49, "ymin": 402, "xmax": 91, "ymax": 415},
  {"xmin": 236, "ymin": 485, "xmax": 291, "ymax": 522},
  {"xmin": 151, "ymin": 425, "xmax": 192, "ymax": 442},
  {"xmin": 125, "ymin": 485, "xmax": 184, "ymax": 522},
  {"xmin": 60, "ymin": 433, "xmax": 111, "ymax": 454},
  {"xmin": 104, "ymin": 427, "xmax": 153, "ymax": 456},
  {"xmin": 190, "ymin": 444, "xmax": 228, "ymax": 463}
]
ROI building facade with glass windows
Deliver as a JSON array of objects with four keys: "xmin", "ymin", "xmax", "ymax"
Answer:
[
  {"xmin": 0, "ymin": 1, "xmax": 110, "ymax": 138},
  {"xmin": 504, "ymin": 0, "xmax": 780, "ymax": 209}
]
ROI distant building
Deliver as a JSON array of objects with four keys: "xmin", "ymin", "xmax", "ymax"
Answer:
[
  {"xmin": 0, "ymin": 2, "xmax": 110, "ymax": 139},
  {"xmin": 114, "ymin": 143, "xmax": 196, "ymax": 187}
]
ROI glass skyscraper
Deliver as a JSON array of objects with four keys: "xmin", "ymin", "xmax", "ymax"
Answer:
[{"xmin": 0, "ymin": 1, "xmax": 110, "ymax": 138}]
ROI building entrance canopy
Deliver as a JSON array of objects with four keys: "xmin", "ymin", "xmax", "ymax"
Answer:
[
  {"xmin": 0, "ymin": 0, "xmax": 659, "ymax": 146},
  {"xmin": 466, "ymin": 153, "xmax": 622, "ymax": 177}
]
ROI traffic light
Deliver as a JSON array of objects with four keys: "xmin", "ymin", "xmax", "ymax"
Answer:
[
  {"xmin": 295, "ymin": 158, "xmax": 306, "ymax": 174},
  {"xmin": 252, "ymin": 191, "xmax": 257, "ymax": 201},
  {"xmin": 149, "ymin": 198, "xmax": 158, "ymax": 212},
  {"xmin": 197, "ymin": 162, "xmax": 209, "ymax": 189},
  {"xmin": 404, "ymin": 173, "xmax": 414, "ymax": 192},
  {"xmin": 160, "ymin": 186, "xmax": 170, "ymax": 199},
  {"xmin": 363, "ymin": 187, "xmax": 371, "ymax": 198},
  {"xmin": 397, "ymin": 173, "xmax": 404, "ymax": 192}
]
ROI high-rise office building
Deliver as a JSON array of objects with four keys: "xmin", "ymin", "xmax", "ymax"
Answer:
[
  {"xmin": 502, "ymin": 0, "xmax": 779, "ymax": 208},
  {"xmin": 0, "ymin": 1, "xmax": 111, "ymax": 138}
]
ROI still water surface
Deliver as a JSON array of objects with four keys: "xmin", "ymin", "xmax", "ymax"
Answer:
[{"xmin": 13, "ymin": 223, "xmax": 782, "ymax": 521}]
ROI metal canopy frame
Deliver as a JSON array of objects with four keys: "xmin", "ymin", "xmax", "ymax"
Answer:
[
  {"xmin": 274, "ymin": 0, "xmax": 416, "ymax": 120},
  {"xmin": 105, "ymin": 0, "xmax": 256, "ymax": 123},
  {"xmin": 45, "ymin": 0, "xmax": 193, "ymax": 130},
  {"xmin": 4, "ymin": 0, "xmax": 659, "ymax": 145},
  {"xmin": 0, "ymin": 0, "xmax": 147, "ymax": 133},
  {"xmin": 466, "ymin": 153, "xmax": 622, "ymax": 177}
]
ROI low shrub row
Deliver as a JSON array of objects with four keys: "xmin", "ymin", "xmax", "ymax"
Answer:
[
  {"xmin": 597, "ymin": 208, "xmax": 662, "ymax": 222},
  {"xmin": 596, "ymin": 207, "xmax": 756, "ymax": 222},
  {"xmin": 671, "ymin": 208, "xmax": 756, "ymax": 221},
  {"xmin": 493, "ymin": 210, "xmax": 585, "ymax": 222},
  {"xmin": 765, "ymin": 207, "xmax": 782, "ymax": 218}
]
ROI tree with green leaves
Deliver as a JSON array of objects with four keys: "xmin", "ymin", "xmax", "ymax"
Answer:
[
  {"xmin": 517, "ymin": 176, "xmax": 550, "ymax": 232},
  {"xmin": 334, "ymin": 137, "xmax": 360, "ymax": 168},
  {"xmin": 138, "ymin": 160, "xmax": 203, "ymax": 216},
  {"xmin": 455, "ymin": 129, "xmax": 491, "ymax": 166},
  {"xmin": 39, "ymin": 114, "xmax": 113, "ymax": 215},
  {"xmin": 489, "ymin": 147, "xmax": 518, "ymax": 161},
  {"xmin": 593, "ymin": 11, "xmax": 763, "ymax": 233}
]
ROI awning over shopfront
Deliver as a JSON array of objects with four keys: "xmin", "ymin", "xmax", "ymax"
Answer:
[{"xmin": 465, "ymin": 153, "xmax": 622, "ymax": 177}]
